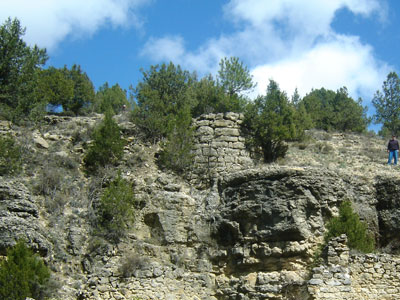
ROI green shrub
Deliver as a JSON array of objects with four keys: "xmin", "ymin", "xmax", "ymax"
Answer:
[
  {"xmin": 0, "ymin": 240, "xmax": 50, "ymax": 300},
  {"xmin": 96, "ymin": 173, "xmax": 135, "ymax": 243},
  {"xmin": 84, "ymin": 111, "xmax": 125, "ymax": 174},
  {"xmin": 325, "ymin": 201, "xmax": 375, "ymax": 253},
  {"xmin": 157, "ymin": 107, "xmax": 194, "ymax": 173},
  {"xmin": 0, "ymin": 134, "xmax": 22, "ymax": 175}
]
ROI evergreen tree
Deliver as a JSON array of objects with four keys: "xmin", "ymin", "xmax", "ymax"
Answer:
[
  {"xmin": 97, "ymin": 173, "xmax": 135, "ymax": 243},
  {"xmin": 216, "ymin": 56, "xmax": 254, "ymax": 113},
  {"xmin": 332, "ymin": 87, "xmax": 369, "ymax": 132},
  {"xmin": 190, "ymin": 74, "xmax": 227, "ymax": 116},
  {"xmin": 217, "ymin": 56, "xmax": 255, "ymax": 97},
  {"xmin": 372, "ymin": 71, "xmax": 400, "ymax": 136},
  {"xmin": 300, "ymin": 87, "xmax": 369, "ymax": 132},
  {"xmin": 0, "ymin": 240, "xmax": 50, "ymax": 300},
  {"xmin": 94, "ymin": 82, "xmax": 130, "ymax": 114},
  {"xmin": 291, "ymin": 88, "xmax": 301, "ymax": 106},
  {"xmin": 0, "ymin": 134, "xmax": 22, "ymax": 175},
  {"xmin": 84, "ymin": 110, "xmax": 125, "ymax": 173},
  {"xmin": 131, "ymin": 62, "xmax": 196, "ymax": 142},
  {"xmin": 158, "ymin": 105, "xmax": 194, "ymax": 173},
  {"xmin": 62, "ymin": 64, "xmax": 95, "ymax": 115},
  {"xmin": 35, "ymin": 67, "xmax": 74, "ymax": 108},
  {"xmin": 243, "ymin": 80, "xmax": 304, "ymax": 162},
  {"xmin": 0, "ymin": 17, "xmax": 48, "ymax": 122},
  {"xmin": 325, "ymin": 201, "xmax": 375, "ymax": 253}
]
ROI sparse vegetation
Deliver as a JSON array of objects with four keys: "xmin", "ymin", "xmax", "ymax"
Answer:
[
  {"xmin": 119, "ymin": 253, "xmax": 149, "ymax": 278},
  {"xmin": 314, "ymin": 141, "xmax": 334, "ymax": 154}
]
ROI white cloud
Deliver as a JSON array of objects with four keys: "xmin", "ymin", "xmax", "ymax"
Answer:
[
  {"xmin": 141, "ymin": 0, "xmax": 389, "ymax": 101},
  {"xmin": 251, "ymin": 35, "xmax": 389, "ymax": 101},
  {"xmin": 0, "ymin": 0, "xmax": 150, "ymax": 50},
  {"xmin": 141, "ymin": 36, "xmax": 186, "ymax": 64}
]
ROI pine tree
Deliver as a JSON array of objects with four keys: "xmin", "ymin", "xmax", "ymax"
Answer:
[
  {"xmin": 372, "ymin": 72, "xmax": 400, "ymax": 135},
  {"xmin": 0, "ymin": 240, "xmax": 50, "ymax": 300},
  {"xmin": 84, "ymin": 110, "xmax": 125, "ymax": 173},
  {"xmin": 325, "ymin": 201, "xmax": 375, "ymax": 253}
]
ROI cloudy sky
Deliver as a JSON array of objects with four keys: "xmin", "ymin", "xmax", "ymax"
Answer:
[{"xmin": 1, "ymin": 0, "xmax": 399, "ymax": 115}]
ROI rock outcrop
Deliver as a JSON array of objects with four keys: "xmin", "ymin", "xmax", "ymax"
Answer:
[
  {"xmin": 1, "ymin": 113, "xmax": 400, "ymax": 300},
  {"xmin": 375, "ymin": 176, "xmax": 400, "ymax": 251},
  {"xmin": 0, "ymin": 180, "xmax": 51, "ymax": 255}
]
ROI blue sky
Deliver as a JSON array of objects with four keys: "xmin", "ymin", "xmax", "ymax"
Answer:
[{"xmin": 1, "ymin": 0, "xmax": 400, "ymax": 126}]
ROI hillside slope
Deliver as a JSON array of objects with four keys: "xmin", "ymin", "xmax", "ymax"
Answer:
[{"xmin": 1, "ymin": 114, "xmax": 400, "ymax": 300}]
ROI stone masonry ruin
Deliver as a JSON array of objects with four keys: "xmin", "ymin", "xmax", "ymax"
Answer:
[
  {"xmin": 309, "ymin": 235, "xmax": 400, "ymax": 300},
  {"xmin": 190, "ymin": 112, "xmax": 253, "ymax": 186}
]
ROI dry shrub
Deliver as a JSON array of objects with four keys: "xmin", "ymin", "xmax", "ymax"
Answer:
[
  {"xmin": 119, "ymin": 253, "xmax": 149, "ymax": 278},
  {"xmin": 314, "ymin": 141, "xmax": 334, "ymax": 154}
]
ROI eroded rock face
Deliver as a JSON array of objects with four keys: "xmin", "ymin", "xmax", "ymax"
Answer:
[
  {"xmin": 0, "ymin": 180, "xmax": 51, "ymax": 255},
  {"xmin": 210, "ymin": 167, "xmax": 377, "ymax": 299},
  {"xmin": 375, "ymin": 176, "xmax": 400, "ymax": 252},
  {"xmin": 4, "ymin": 115, "xmax": 400, "ymax": 300}
]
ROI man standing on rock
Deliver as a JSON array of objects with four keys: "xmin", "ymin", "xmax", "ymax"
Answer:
[{"xmin": 387, "ymin": 135, "xmax": 399, "ymax": 165}]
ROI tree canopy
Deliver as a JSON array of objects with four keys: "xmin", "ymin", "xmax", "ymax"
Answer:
[
  {"xmin": 372, "ymin": 71, "xmax": 400, "ymax": 136},
  {"xmin": 0, "ymin": 17, "xmax": 47, "ymax": 121},
  {"xmin": 96, "ymin": 172, "xmax": 135, "ymax": 243},
  {"xmin": 0, "ymin": 240, "xmax": 51, "ymax": 300},
  {"xmin": 300, "ymin": 87, "xmax": 369, "ymax": 133},
  {"xmin": 217, "ymin": 56, "xmax": 256, "ymax": 97},
  {"xmin": 190, "ymin": 74, "xmax": 227, "ymax": 116},
  {"xmin": 62, "ymin": 64, "xmax": 95, "ymax": 115},
  {"xmin": 34, "ymin": 64, "xmax": 95, "ymax": 115},
  {"xmin": 243, "ymin": 80, "xmax": 309, "ymax": 162},
  {"xmin": 93, "ymin": 82, "xmax": 130, "ymax": 114},
  {"xmin": 325, "ymin": 201, "xmax": 375, "ymax": 253},
  {"xmin": 35, "ymin": 67, "xmax": 74, "ymax": 108},
  {"xmin": 84, "ymin": 110, "xmax": 126, "ymax": 174},
  {"xmin": 131, "ymin": 62, "xmax": 196, "ymax": 141}
]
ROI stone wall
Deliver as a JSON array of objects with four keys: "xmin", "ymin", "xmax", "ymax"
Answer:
[
  {"xmin": 190, "ymin": 113, "xmax": 253, "ymax": 186},
  {"xmin": 308, "ymin": 235, "xmax": 400, "ymax": 300}
]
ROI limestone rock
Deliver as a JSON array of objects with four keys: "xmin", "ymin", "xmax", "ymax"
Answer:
[
  {"xmin": 34, "ymin": 135, "xmax": 49, "ymax": 149},
  {"xmin": 375, "ymin": 176, "xmax": 400, "ymax": 252},
  {"xmin": 0, "ymin": 180, "xmax": 51, "ymax": 255},
  {"xmin": 3, "ymin": 114, "xmax": 400, "ymax": 300}
]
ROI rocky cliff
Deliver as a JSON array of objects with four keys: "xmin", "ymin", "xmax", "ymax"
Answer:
[{"xmin": 1, "ymin": 113, "xmax": 400, "ymax": 300}]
